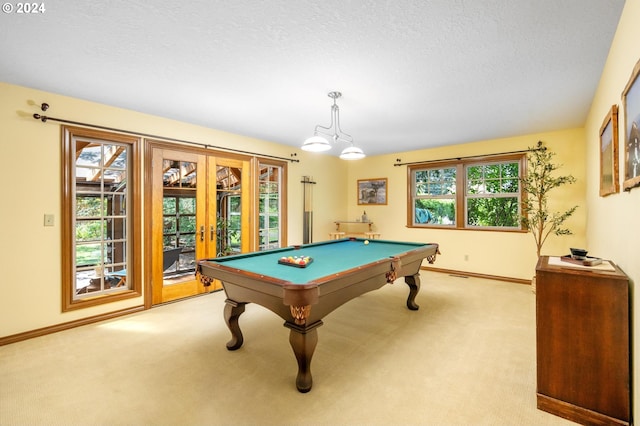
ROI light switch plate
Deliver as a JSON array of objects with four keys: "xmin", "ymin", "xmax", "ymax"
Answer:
[{"xmin": 44, "ymin": 214, "xmax": 54, "ymax": 226}]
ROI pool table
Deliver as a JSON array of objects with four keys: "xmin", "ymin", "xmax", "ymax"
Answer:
[{"xmin": 196, "ymin": 238, "xmax": 439, "ymax": 393}]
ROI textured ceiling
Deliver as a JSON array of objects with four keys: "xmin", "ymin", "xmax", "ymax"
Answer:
[{"xmin": 0, "ymin": 0, "xmax": 625, "ymax": 157}]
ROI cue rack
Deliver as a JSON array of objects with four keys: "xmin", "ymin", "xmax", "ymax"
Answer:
[{"xmin": 301, "ymin": 176, "xmax": 316, "ymax": 244}]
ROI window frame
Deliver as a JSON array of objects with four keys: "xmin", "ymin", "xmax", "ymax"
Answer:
[
  {"xmin": 62, "ymin": 126, "xmax": 142, "ymax": 311},
  {"xmin": 407, "ymin": 153, "xmax": 527, "ymax": 232},
  {"xmin": 257, "ymin": 160, "xmax": 287, "ymax": 251}
]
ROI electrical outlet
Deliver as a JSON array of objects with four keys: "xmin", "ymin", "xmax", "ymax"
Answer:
[
  {"xmin": 44, "ymin": 214, "xmax": 55, "ymax": 226},
  {"xmin": 464, "ymin": 254, "xmax": 469, "ymax": 261}
]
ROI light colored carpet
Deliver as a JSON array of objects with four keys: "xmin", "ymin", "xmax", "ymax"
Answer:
[{"xmin": 0, "ymin": 272, "xmax": 575, "ymax": 425}]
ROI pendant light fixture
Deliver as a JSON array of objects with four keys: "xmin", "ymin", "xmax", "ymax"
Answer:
[{"xmin": 301, "ymin": 91, "xmax": 365, "ymax": 160}]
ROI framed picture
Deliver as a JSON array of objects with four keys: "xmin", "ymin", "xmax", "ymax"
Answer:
[
  {"xmin": 622, "ymin": 58, "xmax": 640, "ymax": 191},
  {"xmin": 599, "ymin": 104, "xmax": 619, "ymax": 196},
  {"xmin": 357, "ymin": 178, "xmax": 387, "ymax": 205}
]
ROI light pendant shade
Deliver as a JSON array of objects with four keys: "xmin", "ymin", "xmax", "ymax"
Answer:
[
  {"xmin": 302, "ymin": 91, "xmax": 365, "ymax": 159},
  {"xmin": 339, "ymin": 145, "xmax": 366, "ymax": 160},
  {"xmin": 301, "ymin": 135, "xmax": 331, "ymax": 152}
]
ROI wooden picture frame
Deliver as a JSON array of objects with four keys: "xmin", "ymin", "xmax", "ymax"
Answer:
[
  {"xmin": 622, "ymin": 58, "xmax": 640, "ymax": 191},
  {"xmin": 357, "ymin": 178, "xmax": 387, "ymax": 205},
  {"xmin": 599, "ymin": 105, "xmax": 619, "ymax": 196}
]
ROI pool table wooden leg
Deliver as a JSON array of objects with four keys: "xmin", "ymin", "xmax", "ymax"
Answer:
[
  {"xmin": 404, "ymin": 274, "xmax": 421, "ymax": 310},
  {"xmin": 224, "ymin": 299, "xmax": 246, "ymax": 350},
  {"xmin": 285, "ymin": 320, "xmax": 323, "ymax": 393}
]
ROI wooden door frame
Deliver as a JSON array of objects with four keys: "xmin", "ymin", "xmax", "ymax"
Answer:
[
  {"xmin": 143, "ymin": 140, "xmax": 255, "ymax": 308},
  {"xmin": 150, "ymin": 147, "xmax": 207, "ymax": 304},
  {"xmin": 213, "ymin": 156, "xmax": 253, "ymax": 254},
  {"xmin": 254, "ymin": 158, "xmax": 289, "ymax": 252}
]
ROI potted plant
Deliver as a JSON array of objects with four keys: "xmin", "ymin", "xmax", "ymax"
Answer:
[{"xmin": 521, "ymin": 142, "xmax": 578, "ymax": 291}]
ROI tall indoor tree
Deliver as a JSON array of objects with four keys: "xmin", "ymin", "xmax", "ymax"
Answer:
[{"xmin": 521, "ymin": 141, "xmax": 578, "ymax": 258}]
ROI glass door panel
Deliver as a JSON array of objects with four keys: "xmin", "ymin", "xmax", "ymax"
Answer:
[
  {"xmin": 216, "ymin": 164, "xmax": 242, "ymax": 256},
  {"xmin": 152, "ymin": 150, "xmax": 208, "ymax": 304},
  {"xmin": 258, "ymin": 163, "xmax": 283, "ymax": 250},
  {"xmin": 214, "ymin": 158, "xmax": 251, "ymax": 256},
  {"xmin": 162, "ymin": 185, "xmax": 197, "ymax": 281}
]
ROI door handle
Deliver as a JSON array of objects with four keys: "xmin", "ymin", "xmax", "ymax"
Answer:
[
  {"xmin": 210, "ymin": 225, "xmax": 215, "ymax": 241},
  {"xmin": 200, "ymin": 225, "xmax": 205, "ymax": 242}
]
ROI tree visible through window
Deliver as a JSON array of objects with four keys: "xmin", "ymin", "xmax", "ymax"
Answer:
[{"xmin": 466, "ymin": 161, "xmax": 521, "ymax": 227}]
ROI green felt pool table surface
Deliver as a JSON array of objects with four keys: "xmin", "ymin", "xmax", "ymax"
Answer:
[{"xmin": 203, "ymin": 238, "xmax": 430, "ymax": 284}]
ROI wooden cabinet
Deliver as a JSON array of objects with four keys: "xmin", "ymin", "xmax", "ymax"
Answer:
[{"xmin": 535, "ymin": 256, "xmax": 630, "ymax": 426}]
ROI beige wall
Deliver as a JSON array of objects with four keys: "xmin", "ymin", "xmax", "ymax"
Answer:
[
  {"xmin": 0, "ymin": 82, "xmax": 348, "ymax": 336},
  {"xmin": 347, "ymin": 128, "xmax": 587, "ymax": 280},
  {"xmin": 3, "ymin": 82, "xmax": 588, "ymax": 337},
  {"xmin": 583, "ymin": 0, "xmax": 640, "ymax": 418}
]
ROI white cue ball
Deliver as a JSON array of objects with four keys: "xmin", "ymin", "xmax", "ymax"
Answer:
[{"xmin": 364, "ymin": 240, "xmax": 369, "ymax": 245}]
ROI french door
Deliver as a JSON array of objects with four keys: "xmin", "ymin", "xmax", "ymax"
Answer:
[{"xmin": 149, "ymin": 144, "xmax": 250, "ymax": 304}]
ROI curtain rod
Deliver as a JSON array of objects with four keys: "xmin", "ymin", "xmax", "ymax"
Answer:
[
  {"xmin": 393, "ymin": 141, "xmax": 545, "ymax": 166},
  {"xmin": 32, "ymin": 103, "xmax": 300, "ymax": 163}
]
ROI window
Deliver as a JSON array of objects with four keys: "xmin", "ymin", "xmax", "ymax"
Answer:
[
  {"xmin": 413, "ymin": 167, "xmax": 457, "ymax": 225},
  {"xmin": 62, "ymin": 127, "xmax": 141, "ymax": 311},
  {"xmin": 258, "ymin": 162, "xmax": 285, "ymax": 250},
  {"xmin": 409, "ymin": 154, "xmax": 525, "ymax": 230},
  {"xmin": 466, "ymin": 161, "xmax": 521, "ymax": 228}
]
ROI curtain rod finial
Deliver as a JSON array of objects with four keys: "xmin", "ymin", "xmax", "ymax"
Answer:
[{"xmin": 33, "ymin": 113, "xmax": 47, "ymax": 122}]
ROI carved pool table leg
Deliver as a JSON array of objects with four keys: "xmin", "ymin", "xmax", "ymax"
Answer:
[
  {"xmin": 285, "ymin": 320, "xmax": 323, "ymax": 393},
  {"xmin": 404, "ymin": 274, "xmax": 421, "ymax": 310},
  {"xmin": 224, "ymin": 299, "xmax": 246, "ymax": 350}
]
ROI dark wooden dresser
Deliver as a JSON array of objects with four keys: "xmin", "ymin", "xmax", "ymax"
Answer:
[{"xmin": 535, "ymin": 256, "xmax": 630, "ymax": 426}]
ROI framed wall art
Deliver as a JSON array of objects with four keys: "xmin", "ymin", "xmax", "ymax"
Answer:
[
  {"xmin": 622, "ymin": 58, "xmax": 640, "ymax": 191},
  {"xmin": 599, "ymin": 104, "xmax": 619, "ymax": 196},
  {"xmin": 357, "ymin": 178, "xmax": 387, "ymax": 205}
]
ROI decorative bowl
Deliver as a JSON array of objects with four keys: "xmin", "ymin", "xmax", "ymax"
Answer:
[{"xmin": 570, "ymin": 248, "xmax": 588, "ymax": 260}]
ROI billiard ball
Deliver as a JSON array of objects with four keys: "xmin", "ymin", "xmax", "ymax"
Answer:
[{"xmin": 364, "ymin": 240, "xmax": 369, "ymax": 245}]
